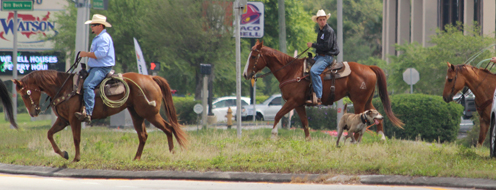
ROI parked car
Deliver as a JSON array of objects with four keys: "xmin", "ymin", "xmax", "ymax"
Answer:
[
  {"xmin": 454, "ymin": 92, "xmax": 476, "ymax": 119},
  {"xmin": 212, "ymin": 96, "xmax": 250, "ymax": 122},
  {"xmin": 489, "ymin": 89, "xmax": 496, "ymax": 157},
  {"xmin": 240, "ymin": 94, "xmax": 282, "ymax": 121}
]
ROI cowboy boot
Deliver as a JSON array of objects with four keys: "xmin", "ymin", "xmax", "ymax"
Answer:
[{"xmin": 75, "ymin": 107, "xmax": 91, "ymax": 123}]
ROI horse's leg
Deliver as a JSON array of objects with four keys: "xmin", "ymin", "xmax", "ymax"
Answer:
[
  {"xmin": 479, "ymin": 119, "xmax": 490, "ymax": 146},
  {"xmin": 47, "ymin": 118, "xmax": 69, "ymax": 160},
  {"xmin": 128, "ymin": 107, "xmax": 148, "ymax": 160},
  {"xmin": 294, "ymin": 106, "xmax": 311, "ymax": 140},
  {"xmin": 272, "ymin": 100, "xmax": 298, "ymax": 138},
  {"xmin": 69, "ymin": 119, "xmax": 82, "ymax": 162},
  {"xmin": 146, "ymin": 113, "xmax": 175, "ymax": 153}
]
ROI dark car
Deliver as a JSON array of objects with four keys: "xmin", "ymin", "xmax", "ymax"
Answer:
[{"xmin": 458, "ymin": 95, "xmax": 476, "ymax": 119}]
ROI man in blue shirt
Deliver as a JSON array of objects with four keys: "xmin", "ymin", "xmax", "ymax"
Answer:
[
  {"xmin": 306, "ymin": 10, "xmax": 339, "ymax": 105},
  {"xmin": 75, "ymin": 14, "xmax": 115, "ymax": 123}
]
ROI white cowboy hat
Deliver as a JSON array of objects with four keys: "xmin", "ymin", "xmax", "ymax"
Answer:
[
  {"xmin": 311, "ymin": 9, "xmax": 331, "ymax": 23},
  {"xmin": 84, "ymin": 14, "xmax": 112, "ymax": 27}
]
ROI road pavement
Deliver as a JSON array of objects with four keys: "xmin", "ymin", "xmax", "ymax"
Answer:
[{"xmin": 0, "ymin": 163, "xmax": 495, "ymax": 189}]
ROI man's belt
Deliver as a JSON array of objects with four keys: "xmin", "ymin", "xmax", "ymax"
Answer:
[{"xmin": 318, "ymin": 53, "xmax": 336, "ymax": 57}]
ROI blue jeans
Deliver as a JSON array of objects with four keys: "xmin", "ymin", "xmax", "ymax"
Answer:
[
  {"xmin": 310, "ymin": 55, "xmax": 333, "ymax": 99},
  {"xmin": 83, "ymin": 67, "xmax": 112, "ymax": 116}
]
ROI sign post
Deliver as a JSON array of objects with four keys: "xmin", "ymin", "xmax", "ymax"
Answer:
[
  {"xmin": 403, "ymin": 68, "xmax": 419, "ymax": 94},
  {"xmin": 193, "ymin": 103, "xmax": 203, "ymax": 131},
  {"xmin": 2, "ymin": 0, "xmax": 33, "ymax": 129},
  {"xmin": 234, "ymin": 0, "xmax": 247, "ymax": 138}
]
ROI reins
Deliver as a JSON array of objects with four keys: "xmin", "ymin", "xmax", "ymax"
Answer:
[
  {"xmin": 252, "ymin": 47, "xmax": 310, "ymax": 80},
  {"xmin": 41, "ymin": 52, "xmax": 83, "ymax": 113}
]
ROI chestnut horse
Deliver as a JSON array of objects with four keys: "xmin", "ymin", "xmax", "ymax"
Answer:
[
  {"xmin": 243, "ymin": 41, "xmax": 404, "ymax": 139},
  {"xmin": 0, "ymin": 79, "xmax": 17, "ymax": 128},
  {"xmin": 13, "ymin": 70, "xmax": 187, "ymax": 162},
  {"xmin": 442, "ymin": 62, "xmax": 495, "ymax": 149}
]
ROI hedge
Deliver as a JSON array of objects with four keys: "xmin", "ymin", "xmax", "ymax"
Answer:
[
  {"xmin": 171, "ymin": 96, "xmax": 200, "ymax": 125},
  {"xmin": 290, "ymin": 94, "xmax": 463, "ymax": 142},
  {"xmin": 372, "ymin": 94, "xmax": 463, "ymax": 142}
]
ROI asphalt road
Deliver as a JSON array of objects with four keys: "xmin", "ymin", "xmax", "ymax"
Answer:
[
  {"xmin": 0, "ymin": 173, "xmax": 475, "ymax": 190},
  {"xmin": 0, "ymin": 163, "xmax": 495, "ymax": 189}
]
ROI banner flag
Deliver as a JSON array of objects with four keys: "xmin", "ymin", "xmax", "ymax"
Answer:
[{"xmin": 133, "ymin": 37, "xmax": 148, "ymax": 75}]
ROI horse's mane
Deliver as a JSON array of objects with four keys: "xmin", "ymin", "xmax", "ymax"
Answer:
[
  {"xmin": 21, "ymin": 70, "xmax": 72, "ymax": 90},
  {"xmin": 458, "ymin": 64, "xmax": 496, "ymax": 77},
  {"xmin": 260, "ymin": 46, "xmax": 302, "ymax": 70}
]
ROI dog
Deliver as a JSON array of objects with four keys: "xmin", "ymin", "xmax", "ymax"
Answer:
[{"xmin": 336, "ymin": 104, "xmax": 384, "ymax": 146}]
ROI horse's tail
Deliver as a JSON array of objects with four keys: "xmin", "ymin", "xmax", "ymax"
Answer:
[
  {"xmin": 370, "ymin": 66, "xmax": 404, "ymax": 129},
  {"xmin": 343, "ymin": 103, "xmax": 348, "ymax": 114},
  {"xmin": 152, "ymin": 76, "xmax": 188, "ymax": 149},
  {"xmin": 0, "ymin": 80, "xmax": 17, "ymax": 129}
]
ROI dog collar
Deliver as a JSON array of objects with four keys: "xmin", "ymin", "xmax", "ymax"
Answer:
[{"xmin": 361, "ymin": 114, "xmax": 371, "ymax": 125}]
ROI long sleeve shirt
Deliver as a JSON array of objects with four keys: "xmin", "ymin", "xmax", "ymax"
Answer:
[
  {"xmin": 311, "ymin": 24, "xmax": 339, "ymax": 56},
  {"xmin": 87, "ymin": 29, "xmax": 115, "ymax": 68}
]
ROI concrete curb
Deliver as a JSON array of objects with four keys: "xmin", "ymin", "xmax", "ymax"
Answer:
[{"xmin": 1, "ymin": 163, "xmax": 495, "ymax": 189}]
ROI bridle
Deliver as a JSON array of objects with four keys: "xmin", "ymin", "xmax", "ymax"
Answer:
[
  {"xmin": 448, "ymin": 67, "xmax": 459, "ymax": 99},
  {"xmin": 249, "ymin": 48, "xmax": 265, "ymax": 79},
  {"xmin": 249, "ymin": 47, "xmax": 310, "ymax": 80},
  {"xmin": 20, "ymin": 86, "xmax": 41, "ymax": 114}
]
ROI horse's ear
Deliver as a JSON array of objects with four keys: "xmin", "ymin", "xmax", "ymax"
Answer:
[
  {"xmin": 12, "ymin": 79, "xmax": 23, "ymax": 89},
  {"xmin": 447, "ymin": 62, "xmax": 455, "ymax": 70},
  {"xmin": 256, "ymin": 40, "xmax": 263, "ymax": 50}
]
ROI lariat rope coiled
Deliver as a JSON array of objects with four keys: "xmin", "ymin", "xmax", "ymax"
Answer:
[{"xmin": 99, "ymin": 77, "xmax": 156, "ymax": 108}]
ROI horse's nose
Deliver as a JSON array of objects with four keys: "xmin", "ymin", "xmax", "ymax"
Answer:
[{"xmin": 443, "ymin": 96, "xmax": 451, "ymax": 103}]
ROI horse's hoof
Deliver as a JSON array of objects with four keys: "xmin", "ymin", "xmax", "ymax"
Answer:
[{"xmin": 62, "ymin": 151, "xmax": 69, "ymax": 160}]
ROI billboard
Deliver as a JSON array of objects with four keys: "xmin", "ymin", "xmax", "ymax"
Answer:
[
  {"xmin": 240, "ymin": 2, "xmax": 264, "ymax": 38},
  {"xmin": 0, "ymin": 11, "xmax": 58, "ymax": 50},
  {"xmin": 0, "ymin": 51, "xmax": 65, "ymax": 75}
]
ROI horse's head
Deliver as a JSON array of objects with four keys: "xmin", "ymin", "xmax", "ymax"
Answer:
[
  {"xmin": 243, "ymin": 40, "xmax": 268, "ymax": 80},
  {"xmin": 442, "ymin": 62, "xmax": 465, "ymax": 103},
  {"xmin": 13, "ymin": 79, "xmax": 42, "ymax": 117}
]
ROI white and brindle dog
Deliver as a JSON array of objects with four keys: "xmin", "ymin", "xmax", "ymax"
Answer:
[{"xmin": 336, "ymin": 104, "xmax": 384, "ymax": 146}]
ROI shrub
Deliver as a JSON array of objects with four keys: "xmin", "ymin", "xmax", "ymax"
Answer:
[
  {"xmin": 372, "ymin": 94, "xmax": 463, "ymax": 142},
  {"xmin": 171, "ymin": 96, "xmax": 200, "ymax": 125},
  {"xmin": 290, "ymin": 106, "xmax": 338, "ymax": 130}
]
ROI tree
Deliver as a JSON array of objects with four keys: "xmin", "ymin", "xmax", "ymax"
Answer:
[{"xmin": 387, "ymin": 23, "xmax": 495, "ymax": 95}]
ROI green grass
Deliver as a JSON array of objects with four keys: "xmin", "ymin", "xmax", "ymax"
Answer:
[{"xmin": 0, "ymin": 112, "xmax": 495, "ymax": 179}]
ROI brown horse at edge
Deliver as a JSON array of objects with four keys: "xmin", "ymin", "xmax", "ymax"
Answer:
[
  {"xmin": 13, "ymin": 70, "xmax": 187, "ymax": 162},
  {"xmin": 442, "ymin": 62, "xmax": 496, "ymax": 147},
  {"xmin": 243, "ymin": 41, "xmax": 404, "ymax": 139}
]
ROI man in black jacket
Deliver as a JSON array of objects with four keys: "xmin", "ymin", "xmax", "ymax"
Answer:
[{"xmin": 306, "ymin": 9, "xmax": 340, "ymax": 105}]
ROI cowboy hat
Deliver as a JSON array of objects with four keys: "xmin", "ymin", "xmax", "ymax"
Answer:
[
  {"xmin": 85, "ymin": 14, "xmax": 112, "ymax": 27},
  {"xmin": 311, "ymin": 9, "xmax": 331, "ymax": 22}
]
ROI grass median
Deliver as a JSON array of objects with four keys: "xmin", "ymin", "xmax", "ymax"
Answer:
[{"xmin": 0, "ymin": 112, "xmax": 494, "ymax": 179}]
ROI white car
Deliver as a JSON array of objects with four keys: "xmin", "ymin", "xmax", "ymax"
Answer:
[
  {"xmin": 489, "ymin": 90, "xmax": 496, "ymax": 157},
  {"xmin": 212, "ymin": 96, "xmax": 250, "ymax": 122},
  {"xmin": 240, "ymin": 94, "xmax": 282, "ymax": 121}
]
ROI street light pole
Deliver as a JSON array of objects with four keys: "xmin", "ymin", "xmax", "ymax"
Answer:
[{"xmin": 336, "ymin": 0, "xmax": 344, "ymax": 123}]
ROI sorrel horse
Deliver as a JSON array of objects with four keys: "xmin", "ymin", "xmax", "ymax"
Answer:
[
  {"xmin": 0, "ymin": 80, "xmax": 17, "ymax": 128},
  {"xmin": 442, "ymin": 62, "xmax": 495, "ymax": 148},
  {"xmin": 243, "ymin": 41, "xmax": 404, "ymax": 139},
  {"xmin": 13, "ymin": 70, "xmax": 187, "ymax": 162}
]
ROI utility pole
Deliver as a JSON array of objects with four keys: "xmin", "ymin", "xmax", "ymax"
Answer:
[
  {"xmin": 336, "ymin": 0, "xmax": 344, "ymax": 124},
  {"xmin": 278, "ymin": 0, "xmax": 286, "ymax": 53}
]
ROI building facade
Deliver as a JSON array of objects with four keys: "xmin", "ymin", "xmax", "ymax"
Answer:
[{"xmin": 382, "ymin": 0, "xmax": 495, "ymax": 62}]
